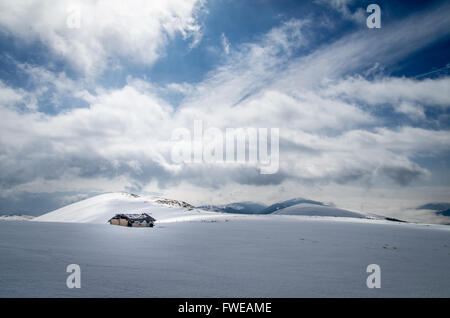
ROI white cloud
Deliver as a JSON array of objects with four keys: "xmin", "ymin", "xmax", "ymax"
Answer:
[
  {"xmin": 221, "ymin": 33, "xmax": 230, "ymax": 55},
  {"xmin": 0, "ymin": 81, "xmax": 25, "ymax": 107},
  {"xmin": 0, "ymin": 0, "xmax": 204, "ymax": 76},
  {"xmin": 322, "ymin": 76, "xmax": 450, "ymax": 108},
  {"xmin": 315, "ymin": 0, "xmax": 365, "ymax": 23},
  {"xmin": 274, "ymin": 3, "xmax": 450, "ymax": 93}
]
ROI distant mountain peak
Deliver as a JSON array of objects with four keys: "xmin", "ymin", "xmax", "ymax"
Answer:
[
  {"xmin": 198, "ymin": 201, "xmax": 267, "ymax": 214},
  {"xmin": 260, "ymin": 197, "xmax": 325, "ymax": 214}
]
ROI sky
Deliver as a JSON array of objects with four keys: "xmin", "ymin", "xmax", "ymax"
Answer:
[{"xmin": 0, "ymin": 0, "xmax": 449, "ymax": 223}]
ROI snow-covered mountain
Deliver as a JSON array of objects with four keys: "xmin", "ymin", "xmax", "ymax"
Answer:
[
  {"xmin": 198, "ymin": 201, "xmax": 268, "ymax": 214},
  {"xmin": 260, "ymin": 198, "xmax": 326, "ymax": 214},
  {"xmin": 32, "ymin": 193, "xmax": 407, "ymax": 224},
  {"xmin": 35, "ymin": 193, "xmax": 375, "ymax": 224},
  {"xmin": 199, "ymin": 197, "xmax": 404, "ymax": 221},
  {"xmin": 199, "ymin": 198, "xmax": 329, "ymax": 215},
  {"xmin": 33, "ymin": 192, "xmax": 225, "ymax": 224},
  {"xmin": 199, "ymin": 197, "xmax": 380, "ymax": 219},
  {"xmin": 272, "ymin": 203, "xmax": 368, "ymax": 218}
]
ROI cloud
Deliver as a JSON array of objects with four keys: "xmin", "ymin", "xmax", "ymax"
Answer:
[
  {"xmin": 315, "ymin": 0, "xmax": 365, "ymax": 23},
  {"xmin": 0, "ymin": 2, "xmax": 450, "ymax": 222},
  {"xmin": 319, "ymin": 76, "xmax": 450, "ymax": 121},
  {"xmin": 275, "ymin": 2, "xmax": 450, "ymax": 93},
  {"xmin": 0, "ymin": 81, "xmax": 25, "ymax": 107},
  {"xmin": 0, "ymin": 0, "xmax": 204, "ymax": 76},
  {"xmin": 221, "ymin": 33, "xmax": 230, "ymax": 55},
  {"xmin": 322, "ymin": 76, "xmax": 450, "ymax": 108}
]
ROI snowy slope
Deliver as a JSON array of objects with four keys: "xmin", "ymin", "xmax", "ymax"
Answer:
[
  {"xmin": 1, "ymin": 217, "xmax": 449, "ymax": 297},
  {"xmin": 33, "ymin": 192, "xmax": 226, "ymax": 224},
  {"xmin": 273, "ymin": 203, "xmax": 369, "ymax": 218},
  {"xmin": 3, "ymin": 192, "xmax": 450, "ymax": 297}
]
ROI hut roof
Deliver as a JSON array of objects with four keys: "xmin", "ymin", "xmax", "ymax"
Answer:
[{"xmin": 109, "ymin": 213, "xmax": 156, "ymax": 223}]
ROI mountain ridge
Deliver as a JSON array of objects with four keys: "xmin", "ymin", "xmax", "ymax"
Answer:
[{"xmin": 31, "ymin": 192, "xmax": 409, "ymax": 224}]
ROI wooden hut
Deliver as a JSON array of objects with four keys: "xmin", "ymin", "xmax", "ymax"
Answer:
[{"xmin": 109, "ymin": 213, "xmax": 156, "ymax": 227}]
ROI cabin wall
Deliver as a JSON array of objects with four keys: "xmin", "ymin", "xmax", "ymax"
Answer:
[{"xmin": 131, "ymin": 221, "xmax": 148, "ymax": 227}]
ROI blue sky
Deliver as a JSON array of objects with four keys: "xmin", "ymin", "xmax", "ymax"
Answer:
[{"xmin": 0, "ymin": 0, "xmax": 449, "ymax": 223}]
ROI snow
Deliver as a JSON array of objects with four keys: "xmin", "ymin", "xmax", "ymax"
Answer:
[
  {"xmin": 0, "ymin": 217, "xmax": 449, "ymax": 297},
  {"xmin": 0, "ymin": 192, "xmax": 448, "ymax": 297}
]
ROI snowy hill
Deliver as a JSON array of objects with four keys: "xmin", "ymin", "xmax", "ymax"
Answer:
[
  {"xmin": 198, "ymin": 201, "xmax": 268, "ymax": 214},
  {"xmin": 260, "ymin": 198, "xmax": 325, "ymax": 214},
  {"xmin": 33, "ymin": 192, "xmax": 224, "ymax": 224},
  {"xmin": 199, "ymin": 197, "xmax": 376, "ymax": 219},
  {"xmin": 272, "ymin": 203, "xmax": 369, "ymax": 218},
  {"xmin": 33, "ymin": 193, "xmax": 404, "ymax": 225}
]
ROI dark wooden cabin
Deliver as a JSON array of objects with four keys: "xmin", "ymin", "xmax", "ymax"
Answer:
[{"xmin": 109, "ymin": 213, "xmax": 156, "ymax": 227}]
